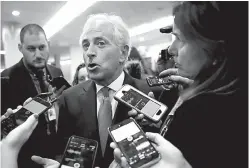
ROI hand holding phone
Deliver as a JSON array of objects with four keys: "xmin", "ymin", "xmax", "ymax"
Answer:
[
  {"xmin": 59, "ymin": 136, "xmax": 98, "ymax": 168},
  {"xmin": 1, "ymin": 97, "xmax": 52, "ymax": 137},
  {"xmin": 114, "ymin": 85, "xmax": 167, "ymax": 122},
  {"xmin": 108, "ymin": 118, "xmax": 161, "ymax": 168},
  {"xmin": 51, "ymin": 77, "xmax": 71, "ymax": 90}
]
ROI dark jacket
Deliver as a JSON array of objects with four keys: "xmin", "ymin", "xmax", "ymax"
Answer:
[
  {"xmin": 160, "ymin": 88, "xmax": 247, "ymax": 168},
  {"xmin": 1, "ymin": 59, "xmax": 63, "ymax": 168},
  {"xmin": 56, "ymin": 72, "xmax": 151, "ymax": 168}
]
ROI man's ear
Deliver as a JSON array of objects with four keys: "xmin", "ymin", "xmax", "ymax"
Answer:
[
  {"xmin": 119, "ymin": 45, "xmax": 129, "ymax": 63},
  {"xmin": 18, "ymin": 43, "xmax": 22, "ymax": 52}
]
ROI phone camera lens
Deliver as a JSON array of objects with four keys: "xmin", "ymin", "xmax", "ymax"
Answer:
[{"xmin": 156, "ymin": 110, "xmax": 162, "ymax": 115}]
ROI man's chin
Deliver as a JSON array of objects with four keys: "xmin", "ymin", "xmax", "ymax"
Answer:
[{"xmin": 33, "ymin": 63, "xmax": 46, "ymax": 69}]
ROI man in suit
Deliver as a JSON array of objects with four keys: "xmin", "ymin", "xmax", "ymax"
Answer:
[
  {"xmin": 55, "ymin": 14, "xmax": 151, "ymax": 168},
  {"xmin": 1, "ymin": 24, "xmax": 64, "ymax": 168}
]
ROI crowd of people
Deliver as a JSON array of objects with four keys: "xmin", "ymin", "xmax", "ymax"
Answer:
[{"xmin": 1, "ymin": 2, "xmax": 247, "ymax": 168}]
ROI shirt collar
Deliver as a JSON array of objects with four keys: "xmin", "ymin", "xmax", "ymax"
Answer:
[{"xmin": 96, "ymin": 71, "xmax": 125, "ymax": 93}]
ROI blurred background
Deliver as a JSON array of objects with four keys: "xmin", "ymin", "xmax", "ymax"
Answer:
[{"xmin": 1, "ymin": 1, "xmax": 175, "ymax": 83}]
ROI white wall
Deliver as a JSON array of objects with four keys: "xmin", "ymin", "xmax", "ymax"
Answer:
[
  {"xmin": 69, "ymin": 46, "xmax": 84, "ymax": 83},
  {"xmin": 2, "ymin": 25, "xmax": 23, "ymax": 68}
]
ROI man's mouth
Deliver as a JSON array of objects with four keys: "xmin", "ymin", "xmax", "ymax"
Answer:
[
  {"xmin": 34, "ymin": 59, "xmax": 45, "ymax": 63},
  {"xmin": 88, "ymin": 63, "xmax": 99, "ymax": 70}
]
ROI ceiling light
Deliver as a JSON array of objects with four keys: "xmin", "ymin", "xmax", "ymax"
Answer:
[
  {"xmin": 12, "ymin": 10, "xmax": 20, "ymax": 16},
  {"xmin": 43, "ymin": 0, "xmax": 97, "ymax": 40},
  {"xmin": 130, "ymin": 15, "xmax": 174, "ymax": 37}
]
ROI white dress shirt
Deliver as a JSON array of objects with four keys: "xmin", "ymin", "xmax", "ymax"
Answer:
[{"xmin": 95, "ymin": 71, "xmax": 125, "ymax": 118}]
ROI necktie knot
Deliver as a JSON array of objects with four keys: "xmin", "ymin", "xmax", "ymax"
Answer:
[{"xmin": 101, "ymin": 87, "xmax": 110, "ymax": 98}]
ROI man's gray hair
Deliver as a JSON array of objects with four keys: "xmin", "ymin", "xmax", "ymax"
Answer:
[{"xmin": 79, "ymin": 13, "xmax": 131, "ymax": 55}]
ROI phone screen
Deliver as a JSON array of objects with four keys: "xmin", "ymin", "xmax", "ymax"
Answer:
[
  {"xmin": 60, "ymin": 136, "xmax": 98, "ymax": 168},
  {"xmin": 15, "ymin": 98, "xmax": 50, "ymax": 122},
  {"xmin": 111, "ymin": 121, "xmax": 159, "ymax": 167},
  {"xmin": 121, "ymin": 89, "xmax": 160, "ymax": 117},
  {"xmin": 23, "ymin": 100, "xmax": 48, "ymax": 114},
  {"xmin": 2, "ymin": 98, "xmax": 50, "ymax": 137}
]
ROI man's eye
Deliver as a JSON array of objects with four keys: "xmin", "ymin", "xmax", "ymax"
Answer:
[
  {"xmin": 39, "ymin": 46, "xmax": 45, "ymax": 50},
  {"xmin": 82, "ymin": 43, "xmax": 89, "ymax": 50},
  {"xmin": 97, "ymin": 41, "xmax": 105, "ymax": 47},
  {"xmin": 27, "ymin": 47, "xmax": 36, "ymax": 51}
]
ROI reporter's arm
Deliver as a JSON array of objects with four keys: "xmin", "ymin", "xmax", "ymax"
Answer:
[
  {"xmin": 1, "ymin": 113, "xmax": 38, "ymax": 168},
  {"xmin": 110, "ymin": 133, "xmax": 192, "ymax": 168}
]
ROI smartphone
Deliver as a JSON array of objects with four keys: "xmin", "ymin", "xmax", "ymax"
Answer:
[
  {"xmin": 51, "ymin": 77, "xmax": 71, "ymax": 90},
  {"xmin": 59, "ymin": 135, "xmax": 98, "ymax": 168},
  {"xmin": 1, "ymin": 97, "xmax": 52, "ymax": 136},
  {"xmin": 108, "ymin": 118, "xmax": 160, "ymax": 168},
  {"xmin": 114, "ymin": 84, "xmax": 167, "ymax": 122},
  {"xmin": 146, "ymin": 76, "xmax": 174, "ymax": 87}
]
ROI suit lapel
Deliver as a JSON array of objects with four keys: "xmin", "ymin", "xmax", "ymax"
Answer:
[{"xmin": 78, "ymin": 81, "xmax": 98, "ymax": 138}]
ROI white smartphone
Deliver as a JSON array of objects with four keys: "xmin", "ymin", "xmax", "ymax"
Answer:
[
  {"xmin": 114, "ymin": 84, "xmax": 167, "ymax": 122},
  {"xmin": 108, "ymin": 118, "xmax": 161, "ymax": 168}
]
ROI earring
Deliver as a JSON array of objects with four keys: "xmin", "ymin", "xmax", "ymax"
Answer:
[{"xmin": 212, "ymin": 60, "xmax": 217, "ymax": 66}]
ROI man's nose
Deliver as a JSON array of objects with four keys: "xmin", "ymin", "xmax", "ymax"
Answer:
[
  {"xmin": 86, "ymin": 44, "xmax": 96, "ymax": 58},
  {"xmin": 168, "ymin": 44, "xmax": 177, "ymax": 57},
  {"xmin": 34, "ymin": 48, "xmax": 42, "ymax": 57}
]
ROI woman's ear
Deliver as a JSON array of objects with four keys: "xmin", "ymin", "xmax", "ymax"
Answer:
[{"xmin": 212, "ymin": 59, "xmax": 218, "ymax": 66}]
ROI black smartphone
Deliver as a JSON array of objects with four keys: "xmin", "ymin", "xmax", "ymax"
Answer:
[
  {"xmin": 146, "ymin": 76, "xmax": 174, "ymax": 87},
  {"xmin": 35, "ymin": 92, "xmax": 53, "ymax": 100},
  {"xmin": 51, "ymin": 77, "xmax": 71, "ymax": 90},
  {"xmin": 114, "ymin": 85, "xmax": 167, "ymax": 122},
  {"xmin": 59, "ymin": 135, "xmax": 98, "ymax": 168},
  {"xmin": 1, "ymin": 97, "xmax": 52, "ymax": 137},
  {"xmin": 108, "ymin": 118, "xmax": 160, "ymax": 168}
]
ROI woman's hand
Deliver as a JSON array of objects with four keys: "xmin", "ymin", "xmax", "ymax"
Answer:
[
  {"xmin": 159, "ymin": 68, "xmax": 194, "ymax": 90},
  {"xmin": 1, "ymin": 113, "xmax": 38, "ymax": 168},
  {"xmin": 127, "ymin": 92, "xmax": 162, "ymax": 128},
  {"xmin": 110, "ymin": 132, "xmax": 192, "ymax": 168},
  {"xmin": 31, "ymin": 156, "xmax": 60, "ymax": 168}
]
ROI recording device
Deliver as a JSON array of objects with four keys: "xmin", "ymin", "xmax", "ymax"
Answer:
[
  {"xmin": 159, "ymin": 47, "xmax": 173, "ymax": 61},
  {"xmin": 114, "ymin": 84, "xmax": 167, "ymax": 122},
  {"xmin": 59, "ymin": 135, "xmax": 98, "ymax": 168},
  {"xmin": 108, "ymin": 118, "xmax": 161, "ymax": 168},
  {"xmin": 51, "ymin": 76, "xmax": 71, "ymax": 90},
  {"xmin": 1, "ymin": 97, "xmax": 53, "ymax": 137},
  {"xmin": 35, "ymin": 92, "xmax": 53, "ymax": 99},
  {"xmin": 146, "ymin": 76, "xmax": 174, "ymax": 87}
]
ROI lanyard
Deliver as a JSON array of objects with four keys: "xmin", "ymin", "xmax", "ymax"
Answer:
[{"xmin": 160, "ymin": 97, "xmax": 183, "ymax": 136}]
